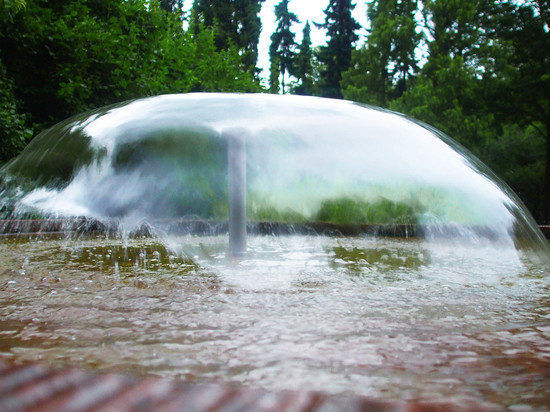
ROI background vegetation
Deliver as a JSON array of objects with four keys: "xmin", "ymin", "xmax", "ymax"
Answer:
[{"xmin": 0, "ymin": 0, "xmax": 548, "ymax": 222}]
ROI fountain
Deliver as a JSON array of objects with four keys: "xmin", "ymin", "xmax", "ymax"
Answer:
[{"xmin": 0, "ymin": 93, "xmax": 548, "ymax": 409}]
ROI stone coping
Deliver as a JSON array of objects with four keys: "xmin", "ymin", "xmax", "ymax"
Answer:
[{"xmin": 0, "ymin": 360, "xmax": 491, "ymax": 412}]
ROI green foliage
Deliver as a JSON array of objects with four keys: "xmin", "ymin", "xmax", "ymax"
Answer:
[
  {"xmin": 247, "ymin": 202, "xmax": 307, "ymax": 223},
  {"xmin": 379, "ymin": 0, "xmax": 550, "ymax": 223},
  {"xmin": 269, "ymin": 57, "xmax": 281, "ymax": 94},
  {"xmin": 191, "ymin": 0, "xmax": 265, "ymax": 74},
  {"xmin": 421, "ymin": 0, "xmax": 483, "ymax": 64},
  {"xmin": 269, "ymin": 0, "xmax": 299, "ymax": 93},
  {"xmin": 292, "ymin": 21, "xmax": 315, "ymax": 95},
  {"xmin": 1, "ymin": 0, "xmax": 549, "ymax": 225},
  {"xmin": 157, "ymin": 0, "xmax": 185, "ymax": 17},
  {"xmin": 389, "ymin": 55, "xmax": 495, "ymax": 151},
  {"xmin": 315, "ymin": 197, "xmax": 424, "ymax": 225},
  {"xmin": 342, "ymin": 46, "xmax": 388, "ymax": 106},
  {"xmin": 316, "ymin": 0, "xmax": 360, "ymax": 98},
  {"xmin": 479, "ymin": 1, "xmax": 550, "ymax": 221},
  {"xmin": 2, "ymin": 120, "xmax": 100, "ymax": 189},
  {"xmin": 343, "ymin": 0, "xmax": 420, "ymax": 105},
  {"xmin": 0, "ymin": 0, "xmax": 260, "ymax": 164},
  {"xmin": 183, "ymin": 28, "xmax": 262, "ymax": 93},
  {"xmin": 480, "ymin": 124, "xmax": 546, "ymax": 219},
  {"xmin": 0, "ymin": 0, "xmax": 26, "ymax": 21},
  {"xmin": 0, "ymin": 59, "xmax": 33, "ymax": 164},
  {"xmin": 111, "ymin": 128, "xmax": 228, "ymax": 218}
]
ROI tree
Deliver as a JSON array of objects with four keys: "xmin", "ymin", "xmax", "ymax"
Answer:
[
  {"xmin": 316, "ymin": 0, "xmax": 360, "ymax": 98},
  {"xmin": 269, "ymin": 0, "xmax": 299, "ymax": 93},
  {"xmin": 191, "ymin": 0, "xmax": 265, "ymax": 74},
  {"xmin": 478, "ymin": 1, "xmax": 550, "ymax": 222},
  {"xmin": 339, "ymin": 0, "xmax": 550, "ymax": 222},
  {"xmin": 481, "ymin": 124, "xmax": 545, "ymax": 218},
  {"xmin": 420, "ymin": 0, "xmax": 485, "ymax": 78},
  {"xmin": 159, "ymin": 0, "xmax": 183, "ymax": 13},
  {"xmin": 387, "ymin": 0, "xmax": 496, "ymax": 148},
  {"xmin": 341, "ymin": 46, "xmax": 387, "ymax": 105},
  {"xmin": 269, "ymin": 57, "xmax": 280, "ymax": 94},
  {"xmin": 388, "ymin": 0, "xmax": 550, "ymax": 222},
  {"xmin": 0, "ymin": 59, "xmax": 32, "ymax": 164},
  {"xmin": 342, "ymin": 0, "xmax": 421, "ymax": 106},
  {"xmin": 381, "ymin": 0, "xmax": 421, "ymax": 95},
  {"xmin": 157, "ymin": 0, "xmax": 186, "ymax": 19},
  {"xmin": 293, "ymin": 21, "xmax": 315, "ymax": 95},
  {"xmin": 0, "ymin": 0, "xmax": 31, "ymax": 164},
  {"xmin": 389, "ymin": 56, "xmax": 495, "ymax": 150},
  {"xmin": 0, "ymin": 0, "xmax": 26, "ymax": 21},
  {"xmin": 0, "ymin": 0, "xmax": 260, "ymax": 163}
]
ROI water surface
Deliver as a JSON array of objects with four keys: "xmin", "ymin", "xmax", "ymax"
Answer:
[{"xmin": 0, "ymin": 235, "xmax": 548, "ymax": 409}]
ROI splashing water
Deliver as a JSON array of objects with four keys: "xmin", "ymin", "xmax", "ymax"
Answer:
[
  {"xmin": 0, "ymin": 235, "xmax": 549, "ymax": 408},
  {"xmin": 0, "ymin": 94, "xmax": 547, "ymax": 246},
  {"xmin": 0, "ymin": 93, "xmax": 548, "ymax": 408}
]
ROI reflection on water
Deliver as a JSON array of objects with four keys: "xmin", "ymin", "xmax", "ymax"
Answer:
[{"xmin": 0, "ymin": 235, "xmax": 548, "ymax": 409}]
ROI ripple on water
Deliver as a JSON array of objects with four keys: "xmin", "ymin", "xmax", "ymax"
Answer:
[{"xmin": 0, "ymin": 235, "xmax": 548, "ymax": 409}]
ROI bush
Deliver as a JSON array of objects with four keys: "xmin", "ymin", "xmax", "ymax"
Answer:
[
  {"xmin": 315, "ymin": 197, "xmax": 424, "ymax": 225},
  {"xmin": 0, "ymin": 60, "xmax": 32, "ymax": 165}
]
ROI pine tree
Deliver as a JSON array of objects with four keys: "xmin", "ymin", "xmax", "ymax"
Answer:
[
  {"xmin": 191, "ymin": 0, "xmax": 265, "ymax": 74},
  {"xmin": 316, "ymin": 0, "xmax": 360, "ymax": 98},
  {"xmin": 293, "ymin": 21, "xmax": 315, "ymax": 95},
  {"xmin": 341, "ymin": 0, "xmax": 420, "ymax": 105},
  {"xmin": 269, "ymin": 57, "xmax": 280, "ymax": 94},
  {"xmin": 236, "ymin": 0, "xmax": 265, "ymax": 73},
  {"xmin": 378, "ymin": 0, "xmax": 420, "ymax": 95},
  {"xmin": 269, "ymin": 0, "xmax": 299, "ymax": 93},
  {"xmin": 482, "ymin": 0, "xmax": 550, "ymax": 222},
  {"xmin": 159, "ymin": 0, "xmax": 183, "ymax": 13}
]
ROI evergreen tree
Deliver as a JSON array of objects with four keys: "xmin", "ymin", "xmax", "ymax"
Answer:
[
  {"xmin": 269, "ymin": 0, "xmax": 299, "ymax": 94},
  {"xmin": 237, "ymin": 0, "xmax": 265, "ymax": 73},
  {"xmin": 342, "ymin": 0, "xmax": 420, "ymax": 106},
  {"xmin": 158, "ymin": 0, "xmax": 185, "ymax": 18},
  {"xmin": 383, "ymin": 0, "xmax": 420, "ymax": 94},
  {"xmin": 420, "ymin": 0, "xmax": 485, "ymax": 79},
  {"xmin": 341, "ymin": 46, "xmax": 386, "ymax": 105},
  {"xmin": 388, "ymin": 0, "xmax": 495, "ymax": 143},
  {"xmin": 191, "ymin": 0, "xmax": 265, "ymax": 74},
  {"xmin": 269, "ymin": 57, "xmax": 280, "ymax": 94},
  {"xmin": 293, "ymin": 21, "xmax": 315, "ymax": 95},
  {"xmin": 386, "ymin": 0, "xmax": 496, "ymax": 150},
  {"xmin": 480, "ymin": 1, "xmax": 550, "ymax": 222},
  {"xmin": 388, "ymin": 0, "xmax": 550, "ymax": 221},
  {"xmin": 316, "ymin": 0, "xmax": 360, "ymax": 98},
  {"xmin": 342, "ymin": 0, "xmax": 550, "ymax": 222}
]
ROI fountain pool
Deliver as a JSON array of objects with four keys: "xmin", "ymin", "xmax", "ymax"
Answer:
[
  {"xmin": 0, "ymin": 93, "xmax": 548, "ymax": 409},
  {"xmin": 0, "ymin": 235, "xmax": 549, "ymax": 408}
]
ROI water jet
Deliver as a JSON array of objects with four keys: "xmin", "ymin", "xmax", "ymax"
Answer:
[
  {"xmin": 226, "ymin": 127, "xmax": 248, "ymax": 256},
  {"xmin": 0, "ymin": 93, "xmax": 548, "ymax": 409}
]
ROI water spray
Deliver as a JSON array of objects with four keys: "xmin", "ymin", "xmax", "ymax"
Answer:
[{"xmin": 226, "ymin": 128, "xmax": 247, "ymax": 256}]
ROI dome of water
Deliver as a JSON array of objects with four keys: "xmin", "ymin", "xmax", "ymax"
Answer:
[
  {"xmin": 0, "ymin": 93, "xmax": 547, "ymax": 254},
  {"xmin": 0, "ymin": 94, "xmax": 549, "ymax": 408}
]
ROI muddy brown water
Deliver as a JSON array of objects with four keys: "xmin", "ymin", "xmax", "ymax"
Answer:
[{"xmin": 0, "ymin": 235, "xmax": 548, "ymax": 409}]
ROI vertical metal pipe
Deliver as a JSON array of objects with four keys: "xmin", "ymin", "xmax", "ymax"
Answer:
[{"xmin": 226, "ymin": 129, "xmax": 247, "ymax": 256}]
